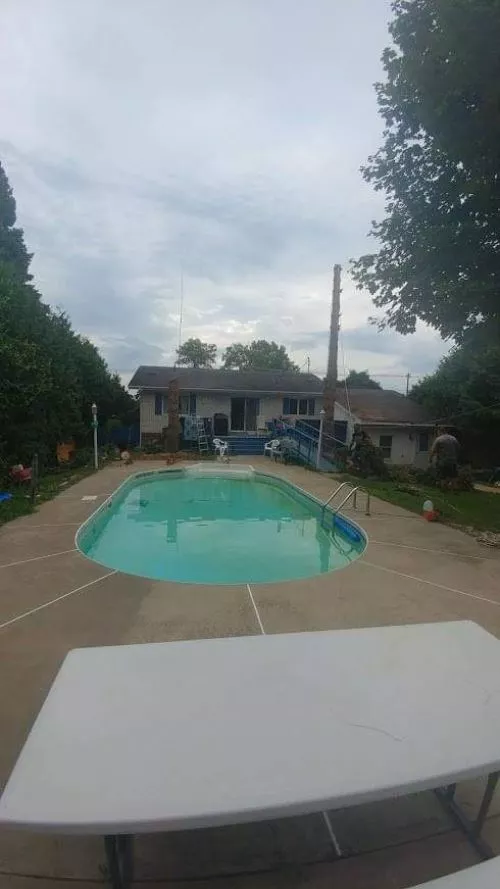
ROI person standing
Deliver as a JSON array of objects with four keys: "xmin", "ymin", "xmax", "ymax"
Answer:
[{"xmin": 430, "ymin": 427, "xmax": 460, "ymax": 481}]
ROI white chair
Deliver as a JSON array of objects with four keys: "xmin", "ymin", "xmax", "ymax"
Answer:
[
  {"xmin": 213, "ymin": 438, "xmax": 229, "ymax": 462},
  {"xmin": 264, "ymin": 439, "xmax": 281, "ymax": 459}
]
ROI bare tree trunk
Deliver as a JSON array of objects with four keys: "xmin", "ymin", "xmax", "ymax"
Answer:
[{"xmin": 164, "ymin": 380, "xmax": 181, "ymax": 453}]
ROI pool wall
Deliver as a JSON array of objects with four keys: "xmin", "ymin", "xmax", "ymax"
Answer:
[{"xmin": 75, "ymin": 464, "xmax": 368, "ymax": 565}]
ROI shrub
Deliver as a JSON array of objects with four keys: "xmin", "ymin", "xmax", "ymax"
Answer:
[
  {"xmin": 350, "ymin": 438, "xmax": 388, "ymax": 478},
  {"xmin": 68, "ymin": 447, "xmax": 95, "ymax": 469}
]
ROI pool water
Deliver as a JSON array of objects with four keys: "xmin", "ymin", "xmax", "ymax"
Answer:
[{"xmin": 78, "ymin": 472, "xmax": 365, "ymax": 584}]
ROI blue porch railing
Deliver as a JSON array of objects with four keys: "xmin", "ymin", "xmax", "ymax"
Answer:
[{"xmin": 279, "ymin": 421, "xmax": 343, "ymax": 471}]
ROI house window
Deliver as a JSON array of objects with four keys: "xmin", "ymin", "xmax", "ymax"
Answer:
[
  {"xmin": 154, "ymin": 394, "xmax": 163, "ymax": 416},
  {"xmin": 283, "ymin": 397, "xmax": 298, "ymax": 415},
  {"xmin": 179, "ymin": 393, "xmax": 197, "ymax": 415},
  {"xmin": 418, "ymin": 431, "xmax": 429, "ymax": 453},
  {"xmin": 283, "ymin": 397, "xmax": 315, "ymax": 416},
  {"xmin": 379, "ymin": 434, "xmax": 393, "ymax": 460}
]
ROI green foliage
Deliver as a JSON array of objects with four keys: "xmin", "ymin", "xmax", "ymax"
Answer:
[
  {"xmin": 222, "ymin": 340, "xmax": 300, "ymax": 371},
  {"xmin": 0, "ymin": 163, "xmax": 138, "ymax": 468},
  {"xmin": 342, "ymin": 370, "xmax": 381, "ymax": 389},
  {"xmin": 0, "ymin": 465, "xmax": 95, "ymax": 526},
  {"xmin": 389, "ymin": 462, "xmax": 473, "ymax": 492},
  {"xmin": 176, "ymin": 338, "xmax": 217, "ymax": 367},
  {"xmin": 342, "ymin": 475, "xmax": 500, "ymax": 533},
  {"xmin": 351, "ymin": 0, "xmax": 500, "ymax": 341},
  {"xmin": 0, "ymin": 161, "xmax": 33, "ymax": 282},
  {"xmin": 411, "ymin": 339, "xmax": 500, "ymax": 465},
  {"xmin": 350, "ymin": 436, "xmax": 388, "ymax": 478}
]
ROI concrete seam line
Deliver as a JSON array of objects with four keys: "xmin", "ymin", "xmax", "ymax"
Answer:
[
  {"xmin": 0, "ymin": 570, "xmax": 118, "ymax": 631},
  {"xmin": 244, "ymin": 584, "xmax": 344, "ymax": 858},
  {"xmin": 0, "ymin": 549, "xmax": 77, "ymax": 569},
  {"xmin": 322, "ymin": 811, "xmax": 343, "ymax": 857},
  {"xmin": 360, "ymin": 559, "xmax": 500, "ymax": 608},
  {"xmin": 246, "ymin": 583, "xmax": 266, "ymax": 635},
  {"xmin": 369, "ymin": 539, "xmax": 491, "ymax": 561}
]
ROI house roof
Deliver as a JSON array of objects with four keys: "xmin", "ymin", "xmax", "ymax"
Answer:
[
  {"xmin": 336, "ymin": 388, "xmax": 434, "ymax": 426},
  {"xmin": 129, "ymin": 366, "xmax": 324, "ymax": 395},
  {"xmin": 129, "ymin": 367, "xmax": 435, "ymax": 425}
]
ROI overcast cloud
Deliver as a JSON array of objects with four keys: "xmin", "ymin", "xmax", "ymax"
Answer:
[{"xmin": 0, "ymin": 0, "xmax": 448, "ymax": 390}]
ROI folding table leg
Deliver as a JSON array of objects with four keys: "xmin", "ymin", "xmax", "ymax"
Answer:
[
  {"xmin": 435, "ymin": 771, "xmax": 500, "ymax": 860},
  {"xmin": 104, "ymin": 835, "xmax": 134, "ymax": 889}
]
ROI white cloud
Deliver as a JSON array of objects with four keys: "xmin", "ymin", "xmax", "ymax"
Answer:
[{"xmin": 0, "ymin": 0, "xmax": 448, "ymax": 385}]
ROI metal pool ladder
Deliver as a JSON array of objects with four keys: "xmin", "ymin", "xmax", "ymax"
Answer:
[{"xmin": 322, "ymin": 481, "xmax": 371, "ymax": 516}]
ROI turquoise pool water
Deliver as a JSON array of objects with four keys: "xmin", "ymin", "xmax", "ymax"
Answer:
[{"xmin": 78, "ymin": 471, "xmax": 365, "ymax": 584}]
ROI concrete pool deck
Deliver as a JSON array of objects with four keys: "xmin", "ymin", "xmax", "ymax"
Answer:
[{"xmin": 1, "ymin": 458, "xmax": 500, "ymax": 888}]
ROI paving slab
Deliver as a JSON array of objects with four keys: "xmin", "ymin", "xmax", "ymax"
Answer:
[
  {"xmin": 299, "ymin": 831, "xmax": 480, "ymax": 888},
  {"xmin": 0, "ymin": 551, "xmax": 106, "ymax": 626},
  {"xmin": 0, "ymin": 523, "xmax": 79, "ymax": 564},
  {"xmin": 361, "ymin": 545, "xmax": 500, "ymax": 602},
  {"xmin": 1, "ymin": 829, "xmax": 480, "ymax": 889},
  {"xmin": 122, "ymin": 581, "xmax": 258, "ymax": 643},
  {"xmin": 251, "ymin": 561, "xmax": 500, "ymax": 638},
  {"xmin": 327, "ymin": 792, "xmax": 460, "ymax": 854}
]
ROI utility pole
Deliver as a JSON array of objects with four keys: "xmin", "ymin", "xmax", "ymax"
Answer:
[
  {"xmin": 405, "ymin": 372, "xmax": 411, "ymax": 396},
  {"xmin": 323, "ymin": 264, "xmax": 341, "ymax": 448},
  {"xmin": 306, "ymin": 355, "xmax": 310, "ymax": 374}
]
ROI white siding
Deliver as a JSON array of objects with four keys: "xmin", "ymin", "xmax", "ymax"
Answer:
[
  {"xmin": 140, "ymin": 390, "xmax": 358, "ymax": 441},
  {"xmin": 140, "ymin": 392, "xmax": 165, "ymax": 434},
  {"xmin": 365, "ymin": 426, "xmax": 430, "ymax": 466},
  {"xmin": 197, "ymin": 394, "xmax": 232, "ymax": 418}
]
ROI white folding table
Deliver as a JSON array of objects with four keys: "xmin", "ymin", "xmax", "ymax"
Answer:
[{"xmin": 2, "ymin": 621, "xmax": 500, "ymax": 887}]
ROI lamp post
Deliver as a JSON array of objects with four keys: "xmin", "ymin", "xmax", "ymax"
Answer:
[
  {"xmin": 316, "ymin": 409, "xmax": 325, "ymax": 470},
  {"xmin": 91, "ymin": 402, "xmax": 98, "ymax": 471}
]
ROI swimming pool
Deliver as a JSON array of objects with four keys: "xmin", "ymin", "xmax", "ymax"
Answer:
[{"xmin": 77, "ymin": 467, "xmax": 366, "ymax": 584}]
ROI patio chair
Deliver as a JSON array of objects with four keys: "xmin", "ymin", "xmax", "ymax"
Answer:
[
  {"xmin": 213, "ymin": 438, "xmax": 229, "ymax": 462},
  {"xmin": 263, "ymin": 439, "xmax": 281, "ymax": 459}
]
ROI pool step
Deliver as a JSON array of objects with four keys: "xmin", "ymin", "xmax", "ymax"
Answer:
[{"xmin": 226, "ymin": 435, "xmax": 270, "ymax": 455}]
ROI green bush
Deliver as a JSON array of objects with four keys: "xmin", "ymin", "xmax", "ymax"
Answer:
[
  {"xmin": 68, "ymin": 447, "xmax": 94, "ymax": 469},
  {"xmin": 142, "ymin": 440, "xmax": 164, "ymax": 454},
  {"xmin": 351, "ymin": 438, "xmax": 388, "ymax": 478}
]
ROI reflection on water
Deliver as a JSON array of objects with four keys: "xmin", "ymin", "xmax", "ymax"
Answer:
[{"xmin": 83, "ymin": 476, "xmax": 363, "ymax": 584}]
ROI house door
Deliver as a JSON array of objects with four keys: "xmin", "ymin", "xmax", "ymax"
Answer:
[
  {"xmin": 231, "ymin": 397, "xmax": 245, "ymax": 431},
  {"xmin": 230, "ymin": 397, "xmax": 258, "ymax": 431},
  {"xmin": 245, "ymin": 398, "xmax": 258, "ymax": 432}
]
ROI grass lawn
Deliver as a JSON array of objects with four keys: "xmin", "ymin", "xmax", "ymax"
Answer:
[
  {"xmin": 337, "ymin": 474, "xmax": 500, "ymax": 534},
  {"xmin": 0, "ymin": 467, "xmax": 95, "ymax": 527}
]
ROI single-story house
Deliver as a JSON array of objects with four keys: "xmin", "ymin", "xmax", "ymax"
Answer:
[
  {"xmin": 129, "ymin": 366, "xmax": 435, "ymax": 466},
  {"xmin": 336, "ymin": 388, "xmax": 435, "ymax": 469}
]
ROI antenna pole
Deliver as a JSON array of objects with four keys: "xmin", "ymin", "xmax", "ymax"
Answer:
[{"xmin": 178, "ymin": 268, "xmax": 184, "ymax": 349}]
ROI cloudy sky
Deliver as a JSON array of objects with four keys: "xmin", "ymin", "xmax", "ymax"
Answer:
[{"xmin": 0, "ymin": 0, "xmax": 448, "ymax": 390}]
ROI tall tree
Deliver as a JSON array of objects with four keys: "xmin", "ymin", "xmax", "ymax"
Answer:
[
  {"xmin": 0, "ymin": 162, "xmax": 137, "ymax": 467},
  {"xmin": 222, "ymin": 340, "xmax": 300, "ymax": 371},
  {"xmin": 351, "ymin": 0, "xmax": 500, "ymax": 342},
  {"xmin": 411, "ymin": 339, "xmax": 500, "ymax": 464},
  {"xmin": 176, "ymin": 338, "xmax": 217, "ymax": 368},
  {"xmin": 0, "ymin": 161, "xmax": 32, "ymax": 282},
  {"xmin": 343, "ymin": 370, "xmax": 382, "ymax": 389}
]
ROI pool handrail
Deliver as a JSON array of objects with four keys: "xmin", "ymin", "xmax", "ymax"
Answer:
[{"xmin": 322, "ymin": 482, "xmax": 371, "ymax": 516}]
